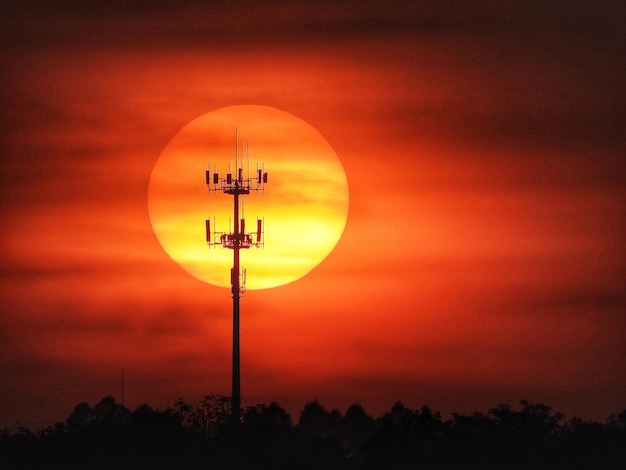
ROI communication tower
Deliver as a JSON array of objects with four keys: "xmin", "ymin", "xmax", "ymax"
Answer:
[{"xmin": 204, "ymin": 130, "xmax": 268, "ymax": 422}]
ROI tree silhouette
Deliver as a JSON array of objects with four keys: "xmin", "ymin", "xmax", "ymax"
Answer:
[
  {"xmin": 66, "ymin": 402, "xmax": 94, "ymax": 434},
  {"xmin": 296, "ymin": 400, "xmax": 346, "ymax": 469},
  {"xmin": 2, "ymin": 396, "xmax": 625, "ymax": 470},
  {"xmin": 362, "ymin": 401, "xmax": 447, "ymax": 468},
  {"xmin": 243, "ymin": 401, "xmax": 292, "ymax": 433},
  {"xmin": 343, "ymin": 403, "xmax": 375, "ymax": 462},
  {"xmin": 297, "ymin": 399, "xmax": 341, "ymax": 438}
]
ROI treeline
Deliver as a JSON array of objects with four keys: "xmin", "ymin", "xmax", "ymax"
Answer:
[{"xmin": 2, "ymin": 396, "xmax": 625, "ymax": 469}]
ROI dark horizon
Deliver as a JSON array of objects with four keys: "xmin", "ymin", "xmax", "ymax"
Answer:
[
  {"xmin": 4, "ymin": 391, "xmax": 625, "ymax": 433},
  {"xmin": 3, "ymin": 394, "xmax": 625, "ymax": 470}
]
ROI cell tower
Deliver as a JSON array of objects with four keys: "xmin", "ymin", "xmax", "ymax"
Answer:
[{"xmin": 204, "ymin": 129, "xmax": 268, "ymax": 422}]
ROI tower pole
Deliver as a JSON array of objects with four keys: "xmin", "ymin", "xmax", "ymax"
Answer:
[
  {"xmin": 204, "ymin": 133, "xmax": 268, "ymax": 425},
  {"xmin": 232, "ymin": 182, "xmax": 241, "ymax": 422}
]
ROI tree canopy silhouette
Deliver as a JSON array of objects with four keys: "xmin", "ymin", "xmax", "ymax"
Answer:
[{"xmin": 1, "ymin": 396, "xmax": 624, "ymax": 470}]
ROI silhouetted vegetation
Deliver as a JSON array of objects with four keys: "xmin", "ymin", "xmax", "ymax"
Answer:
[{"xmin": 1, "ymin": 396, "xmax": 624, "ymax": 469}]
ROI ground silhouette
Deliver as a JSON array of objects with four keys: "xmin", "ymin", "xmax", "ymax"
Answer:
[{"xmin": 2, "ymin": 396, "xmax": 625, "ymax": 469}]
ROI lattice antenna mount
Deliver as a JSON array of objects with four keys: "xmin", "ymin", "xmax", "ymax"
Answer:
[{"xmin": 205, "ymin": 140, "xmax": 267, "ymax": 251}]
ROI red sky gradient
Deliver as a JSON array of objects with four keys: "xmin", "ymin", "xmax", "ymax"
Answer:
[{"xmin": 1, "ymin": 1, "xmax": 625, "ymax": 427}]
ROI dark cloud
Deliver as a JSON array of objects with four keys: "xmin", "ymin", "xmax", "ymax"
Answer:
[{"xmin": 4, "ymin": 1, "xmax": 623, "ymax": 53}]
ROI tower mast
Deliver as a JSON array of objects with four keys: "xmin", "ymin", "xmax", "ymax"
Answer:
[
  {"xmin": 231, "ymin": 174, "xmax": 241, "ymax": 419},
  {"xmin": 205, "ymin": 131, "xmax": 268, "ymax": 422}
]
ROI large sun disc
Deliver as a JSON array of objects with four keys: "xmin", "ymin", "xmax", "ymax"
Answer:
[{"xmin": 148, "ymin": 105, "xmax": 349, "ymax": 289}]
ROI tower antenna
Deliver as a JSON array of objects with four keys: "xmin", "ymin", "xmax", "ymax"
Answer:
[{"xmin": 204, "ymin": 131, "xmax": 268, "ymax": 423}]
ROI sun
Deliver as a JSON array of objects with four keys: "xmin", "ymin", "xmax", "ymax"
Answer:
[{"xmin": 148, "ymin": 105, "xmax": 349, "ymax": 289}]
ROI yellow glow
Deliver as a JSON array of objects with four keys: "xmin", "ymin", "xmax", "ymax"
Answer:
[{"xmin": 148, "ymin": 105, "xmax": 349, "ymax": 289}]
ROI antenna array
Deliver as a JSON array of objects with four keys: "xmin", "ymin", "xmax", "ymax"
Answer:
[{"xmin": 204, "ymin": 161, "xmax": 267, "ymax": 253}]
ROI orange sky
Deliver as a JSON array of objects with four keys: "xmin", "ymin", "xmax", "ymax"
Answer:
[{"xmin": 1, "ymin": 1, "xmax": 625, "ymax": 427}]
